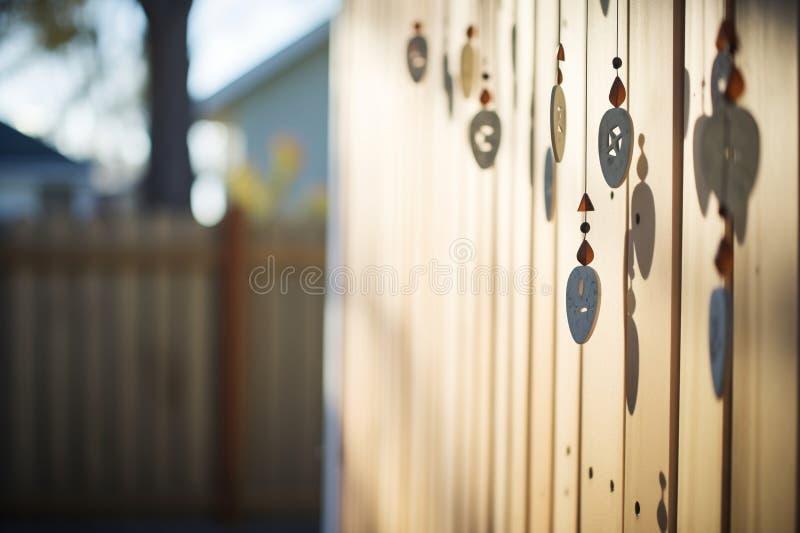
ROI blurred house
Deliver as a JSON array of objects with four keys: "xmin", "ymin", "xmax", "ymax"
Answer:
[
  {"xmin": 196, "ymin": 21, "xmax": 329, "ymax": 220},
  {"xmin": 0, "ymin": 121, "xmax": 92, "ymax": 221}
]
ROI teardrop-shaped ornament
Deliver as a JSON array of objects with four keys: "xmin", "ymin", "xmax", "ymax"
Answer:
[
  {"xmin": 577, "ymin": 239, "xmax": 595, "ymax": 266},
  {"xmin": 609, "ymin": 76, "xmax": 626, "ymax": 107}
]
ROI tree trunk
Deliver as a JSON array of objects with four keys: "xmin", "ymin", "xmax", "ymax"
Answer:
[{"xmin": 139, "ymin": 0, "xmax": 193, "ymax": 209}]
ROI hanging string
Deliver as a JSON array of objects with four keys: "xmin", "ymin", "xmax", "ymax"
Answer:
[
  {"xmin": 582, "ymin": 0, "xmax": 589, "ymax": 226},
  {"xmin": 557, "ymin": 0, "xmax": 562, "ymax": 78},
  {"xmin": 615, "ymin": 0, "xmax": 620, "ymax": 58}
]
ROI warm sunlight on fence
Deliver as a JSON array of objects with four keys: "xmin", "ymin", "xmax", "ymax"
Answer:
[{"xmin": 326, "ymin": 0, "xmax": 798, "ymax": 532}]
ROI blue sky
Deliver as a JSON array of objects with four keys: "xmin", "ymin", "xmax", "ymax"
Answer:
[{"xmin": 0, "ymin": 0, "xmax": 339, "ymax": 192}]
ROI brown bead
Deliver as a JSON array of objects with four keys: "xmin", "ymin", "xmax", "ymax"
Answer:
[
  {"xmin": 609, "ymin": 76, "xmax": 626, "ymax": 107},
  {"xmin": 557, "ymin": 67, "xmax": 563, "ymax": 85},
  {"xmin": 467, "ymin": 25, "xmax": 475, "ymax": 39},
  {"xmin": 714, "ymin": 237, "xmax": 733, "ymax": 277},
  {"xmin": 725, "ymin": 65, "xmax": 745, "ymax": 102},
  {"xmin": 557, "ymin": 43, "xmax": 565, "ymax": 61},
  {"xmin": 577, "ymin": 239, "xmax": 595, "ymax": 266},
  {"xmin": 715, "ymin": 19, "xmax": 739, "ymax": 54},
  {"xmin": 577, "ymin": 193, "xmax": 595, "ymax": 212},
  {"xmin": 414, "ymin": 21, "xmax": 422, "ymax": 32},
  {"xmin": 480, "ymin": 89, "xmax": 492, "ymax": 105}
]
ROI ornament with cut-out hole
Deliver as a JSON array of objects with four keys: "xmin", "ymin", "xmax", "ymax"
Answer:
[
  {"xmin": 550, "ymin": 85, "xmax": 567, "ymax": 162},
  {"xmin": 544, "ymin": 147, "xmax": 555, "ymax": 221},
  {"xmin": 469, "ymin": 110, "xmax": 502, "ymax": 169},
  {"xmin": 598, "ymin": 107, "xmax": 633, "ymax": 188},
  {"xmin": 566, "ymin": 265, "xmax": 601, "ymax": 344},
  {"xmin": 407, "ymin": 35, "xmax": 428, "ymax": 82}
]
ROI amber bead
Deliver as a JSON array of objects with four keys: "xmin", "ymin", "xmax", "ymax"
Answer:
[
  {"xmin": 577, "ymin": 239, "xmax": 595, "ymax": 266},
  {"xmin": 609, "ymin": 76, "xmax": 626, "ymax": 107},
  {"xmin": 580, "ymin": 221, "xmax": 590, "ymax": 234},
  {"xmin": 714, "ymin": 237, "xmax": 733, "ymax": 277},
  {"xmin": 725, "ymin": 65, "xmax": 745, "ymax": 102},
  {"xmin": 612, "ymin": 56, "xmax": 622, "ymax": 69},
  {"xmin": 715, "ymin": 19, "xmax": 739, "ymax": 54},
  {"xmin": 480, "ymin": 89, "xmax": 492, "ymax": 105},
  {"xmin": 577, "ymin": 193, "xmax": 595, "ymax": 212},
  {"xmin": 557, "ymin": 43, "xmax": 565, "ymax": 61},
  {"xmin": 557, "ymin": 67, "xmax": 563, "ymax": 85},
  {"xmin": 414, "ymin": 21, "xmax": 422, "ymax": 32},
  {"xmin": 467, "ymin": 25, "xmax": 475, "ymax": 39}
]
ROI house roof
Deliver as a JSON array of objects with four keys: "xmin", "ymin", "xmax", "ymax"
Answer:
[
  {"xmin": 0, "ymin": 121, "xmax": 90, "ymax": 185},
  {"xmin": 196, "ymin": 20, "xmax": 330, "ymax": 118}
]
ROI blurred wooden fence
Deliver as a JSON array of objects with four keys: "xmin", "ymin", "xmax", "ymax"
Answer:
[{"xmin": 0, "ymin": 212, "xmax": 325, "ymax": 517}]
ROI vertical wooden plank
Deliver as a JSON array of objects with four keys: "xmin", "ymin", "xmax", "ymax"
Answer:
[
  {"xmin": 490, "ymin": 0, "xmax": 514, "ymax": 531},
  {"xmin": 625, "ymin": 0, "xmax": 679, "ymax": 531},
  {"xmin": 116, "ymin": 215, "xmax": 139, "ymax": 495},
  {"xmin": 45, "ymin": 216, "xmax": 70, "ymax": 492},
  {"xmin": 579, "ymin": 0, "xmax": 626, "ymax": 529},
  {"xmin": 9, "ymin": 222, "xmax": 35, "ymax": 498},
  {"xmin": 84, "ymin": 219, "xmax": 105, "ymax": 494},
  {"xmin": 507, "ymin": 0, "xmax": 534, "ymax": 531},
  {"xmin": 528, "ymin": 0, "xmax": 558, "ymax": 530},
  {"xmin": 322, "ymin": 3, "xmax": 347, "ymax": 531},
  {"xmin": 550, "ymin": 0, "xmax": 588, "ymax": 531},
  {"xmin": 732, "ymin": 0, "xmax": 798, "ymax": 531},
  {"xmin": 678, "ymin": 0, "xmax": 725, "ymax": 530}
]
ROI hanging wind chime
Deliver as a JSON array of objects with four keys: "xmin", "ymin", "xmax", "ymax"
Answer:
[
  {"xmin": 469, "ymin": 5, "xmax": 501, "ymax": 170},
  {"xmin": 703, "ymin": 16, "xmax": 759, "ymax": 398},
  {"xmin": 406, "ymin": 21, "xmax": 428, "ymax": 83},
  {"xmin": 566, "ymin": 189, "xmax": 600, "ymax": 344},
  {"xmin": 598, "ymin": 0, "xmax": 633, "ymax": 188},
  {"xmin": 566, "ymin": 27, "xmax": 599, "ymax": 346},
  {"xmin": 442, "ymin": 4, "xmax": 454, "ymax": 116},
  {"xmin": 549, "ymin": 0, "xmax": 566, "ymax": 162},
  {"xmin": 470, "ymin": 73, "xmax": 502, "ymax": 169}
]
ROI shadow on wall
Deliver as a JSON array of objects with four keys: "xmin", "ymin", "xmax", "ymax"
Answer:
[{"xmin": 626, "ymin": 133, "xmax": 655, "ymax": 416}]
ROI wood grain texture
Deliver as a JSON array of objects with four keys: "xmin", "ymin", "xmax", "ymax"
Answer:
[
  {"xmin": 625, "ymin": 0, "xmax": 678, "ymax": 532},
  {"xmin": 732, "ymin": 0, "xmax": 798, "ymax": 531},
  {"xmin": 579, "ymin": 0, "xmax": 626, "ymax": 529},
  {"xmin": 677, "ymin": 0, "xmax": 726, "ymax": 530}
]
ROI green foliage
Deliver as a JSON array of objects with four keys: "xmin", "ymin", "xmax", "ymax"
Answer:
[{"xmin": 0, "ymin": 0, "xmax": 97, "ymax": 50}]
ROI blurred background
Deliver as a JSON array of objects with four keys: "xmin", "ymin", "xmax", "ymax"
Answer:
[{"xmin": 0, "ymin": 0, "xmax": 337, "ymax": 530}]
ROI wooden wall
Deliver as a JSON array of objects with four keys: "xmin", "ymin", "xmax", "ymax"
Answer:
[{"xmin": 327, "ymin": 0, "xmax": 798, "ymax": 532}]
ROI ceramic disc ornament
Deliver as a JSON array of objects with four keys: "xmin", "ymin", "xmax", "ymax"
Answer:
[
  {"xmin": 549, "ymin": 43, "xmax": 567, "ymax": 162},
  {"xmin": 598, "ymin": 106, "xmax": 634, "ymax": 188},
  {"xmin": 550, "ymin": 86, "xmax": 567, "ymax": 162},
  {"xmin": 544, "ymin": 147, "xmax": 555, "ymax": 221},
  {"xmin": 407, "ymin": 23, "xmax": 428, "ymax": 83},
  {"xmin": 708, "ymin": 286, "xmax": 731, "ymax": 398},
  {"xmin": 460, "ymin": 26, "xmax": 477, "ymax": 97},
  {"xmin": 565, "ymin": 265, "xmax": 601, "ymax": 344},
  {"xmin": 470, "ymin": 109, "xmax": 501, "ymax": 169},
  {"xmin": 701, "ymin": 104, "xmax": 759, "ymax": 217}
]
